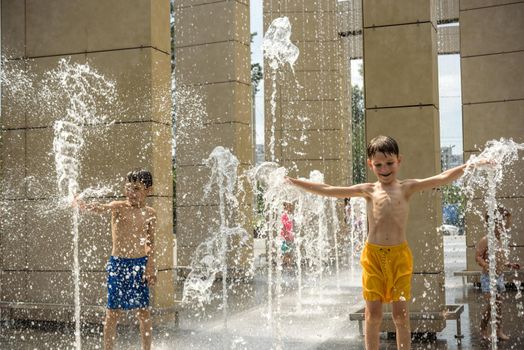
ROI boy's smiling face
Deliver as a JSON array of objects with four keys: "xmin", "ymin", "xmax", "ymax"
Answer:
[
  {"xmin": 368, "ymin": 152, "xmax": 401, "ymax": 184},
  {"xmin": 124, "ymin": 181, "xmax": 150, "ymax": 206}
]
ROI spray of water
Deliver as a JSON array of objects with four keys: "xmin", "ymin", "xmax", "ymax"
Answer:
[
  {"xmin": 182, "ymin": 147, "xmax": 249, "ymax": 348},
  {"xmin": 462, "ymin": 138, "xmax": 524, "ymax": 348},
  {"xmin": 43, "ymin": 58, "xmax": 116, "ymax": 349},
  {"xmin": 262, "ymin": 17, "xmax": 299, "ymax": 162}
]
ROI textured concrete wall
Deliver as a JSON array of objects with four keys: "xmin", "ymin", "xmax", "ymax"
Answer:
[
  {"xmin": 174, "ymin": 0, "xmax": 253, "ymax": 270},
  {"xmin": 363, "ymin": 0, "xmax": 445, "ymax": 332},
  {"xmin": 460, "ymin": 1, "xmax": 524, "ymax": 278},
  {"xmin": 0, "ymin": 0, "xmax": 175, "ymax": 322},
  {"xmin": 263, "ymin": 0, "xmax": 352, "ymax": 187}
]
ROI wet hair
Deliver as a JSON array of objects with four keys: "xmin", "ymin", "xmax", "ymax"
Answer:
[
  {"xmin": 484, "ymin": 205, "xmax": 511, "ymax": 223},
  {"xmin": 367, "ymin": 135, "xmax": 399, "ymax": 159},
  {"xmin": 127, "ymin": 169, "xmax": 153, "ymax": 188}
]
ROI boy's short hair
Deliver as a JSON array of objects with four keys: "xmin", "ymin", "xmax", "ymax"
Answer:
[
  {"xmin": 367, "ymin": 135, "xmax": 399, "ymax": 159},
  {"xmin": 485, "ymin": 205, "xmax": 511, "ymax": 223},
  {"xmin": 127, "ymin": 169, "xmax": 153, "ymax": 188}
]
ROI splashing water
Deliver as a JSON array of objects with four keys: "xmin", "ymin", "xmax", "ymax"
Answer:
[
  {"xmin": 462, "ymin": 138, "xmax": 524, "ymax": 348},
  {"xmin": 172, "ymin": 76, "xmax": 205, "ymax": 151},
  {"xmin": 182, "ymin": 147, "xmax": 249, "ymax": 348},
  {"xmin": 46, "ymin": 58, "xmax": 116, "ymax": 350},
  {"xmin": 346, "ymin": 197, "xmax": 367, "ymax": 278},
  {"xmin": 263, "ymin": 17, "xmax": 299, "ymax": 162}
]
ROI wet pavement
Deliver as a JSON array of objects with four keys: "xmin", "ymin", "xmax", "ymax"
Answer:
[{"xmin": 1, "ymin": 236, "xmax": 523, "ymax": 349}]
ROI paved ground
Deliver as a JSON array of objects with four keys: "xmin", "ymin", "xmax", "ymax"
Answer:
[{"xmin": 1, "ymin": 236, "xmax": 523, "ymax": 349}]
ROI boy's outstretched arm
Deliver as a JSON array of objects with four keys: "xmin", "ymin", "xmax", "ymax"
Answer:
[
  {"xmin": 405, "ymin": 158, "xmax": 492, "ymax": 195},
  {"xmin": 286, "ymin": 176, "xmax": 372, "ymax": 199},
  {"xmin": 73, "ymin": 195, "xmax": 119, "ymax": 214}
]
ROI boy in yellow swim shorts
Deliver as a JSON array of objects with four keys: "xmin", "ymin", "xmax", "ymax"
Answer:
[{"xmin": 287, "ymin": 135, "xmax": 489, "ymax": 350}]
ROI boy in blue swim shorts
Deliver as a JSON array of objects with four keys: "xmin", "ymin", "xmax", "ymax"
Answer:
[
  {"xmin": 75, "ymin": 169, "xmax": 157, "ymax": 350},
  {"xmin": 476, "ymin": 205, "xmax": 520, "ymax": 341}
]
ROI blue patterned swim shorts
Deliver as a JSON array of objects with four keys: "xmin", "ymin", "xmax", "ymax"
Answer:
[{"xmin": 106, "ymin": 256, "xmax": 149, "ymax": 310}]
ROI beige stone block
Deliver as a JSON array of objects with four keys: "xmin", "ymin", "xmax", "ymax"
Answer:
[
  {"xmin": 0, "ymin": 201, "xmax": 27, "ymax": 270},
  {"xmin": 0, "ymin": 130, "xmax": 27, "ymax": 199},
  {"xmin": 26, "ymin": 0, "xmax": 88, "ymax": 57},
  {"xmin": 0, "ymin": 271, "xmax": 28, "ymax": 302},
  {"xmin": 465, "ymin": 198, "xmax": 524, "ymax": 246},
  {"xmin": 176, "ymin": 82, "xmax": 251, "ymax": 125},
  {"xmin": 461, "ymin": 51, "xmax": 524, "ymax": 104},
  {"xmin": 175, "ymin": 1, "xmax": 250, "ymax": 47},
  {"xmin": 364, "ymin": 23, "xmax": 438, "ymax": 108},
  {"xmin": 81, "ymin": 122, "xmax": 173, "ymax": 198},
  {"xmin": 460, "ymin": 3, "xmax": 524, "ymax": 57},
  {"xmin": 80, "ymin": 271, "xmax": 106, "ymax": 306},
  {"xmin": 463, "ymin": 151, "xmax": 524, "ymax": 199},
  {"xmin": 0, "ymin": 60, "xmax": 28, "ymax": 129},
  {"xmin": 151, "ymin": 270, "xmax": 176, "ymax": 308},
  {"xmin": 366, "ymin": 106, "xmax": 441, "ymax": 179},
  {"xmin": 294, "ymin": 40, "xmax": 338, "ymax": 71},
  {"xmin": 26, "ymin": 271, "xmax": 74, "ymax": 304},
  {"xmin": 463, "ymin": 100, "xmax": 524, "ymax": 151},
  {"xmin": 86, "ymin": 48, "xmax": 172, "ymax": 125},
  {"xmin": 25, "ymin": 55, "xmax": 88, "ymax": 129},
  {"xmin": 175, "ymin": 41, "xmax": 250, "ymax": 85},
  {"xmin": 151, "ymin": 0, "xmax": 172, "ymax": 53},
  {"xmin": 465, "ymin": 246, "xmax": 482, "ymax": 271},
  {"xmin": 176, "ymin": 123, "xmax": 253, "ymax": 166},
  {"xmin": 264, "ymin": 0, "xmax": 339, "ymax": 13},
  {"xmin": 382, "ymin": 273, "xmax": 445, "ymax": 332},
  {"xmin": 281, "ymin": 70, "xmax": 341, "ymax": 102},
  {"xmin": 150, "ymin": 197, "xmax": 175, "ymax": 271},
  {"xmin": 280, "ymin": 130, "xmax": 345, "ymax": 161},
  {"xmin": 176, "ymin": 0, "xmax": 248, "ymax": 9},
  {"xmin": 363, "ymin": 0, "xmax": 436, "ymax": 28},
  {"xmin": 25, "ymin": 128, "xmax": 57, "ymax": 198},
  {"xmin": 460, "ymin": 0, "xmax": 524, "ymax": 11},
  {"xmin": 1, "ymin": 0, "xmax": 26, "ymax": 58},
  {"xmin": 279, "ymin": 100, "xmax": 345, "ymax": 130},
  {"xmin": 26, "ymin": 203, "xmax": 73, "ymax": 270},
  {"xmin": 85, "ymin": 0, "xmax": 170, "ymax": 53},
  {"xmin": 408, "ymin": 193, "xmax": 444, "ymax": 273},
  {"xmin": 78, "ymin": 213, "xmax": 112, "ymax": 271}
]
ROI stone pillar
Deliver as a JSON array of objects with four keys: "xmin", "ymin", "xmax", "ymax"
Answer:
[
  {"xmin": 460, "ymin": 1, "xmax": 524, "ymax": 280},
  {"xmin": 174, "ymin": 1, "xmax": 253, "ymax": 270},
  {"xmin": 0, "ymin": 0, "xmax": 175, "ymax": 323},
  {"xmin": 363, "ymin": 0, "xmax": 445, "ymax": 333},
  {"xmin": 263, "ymin": 0, "xmax": 351, "ymax": 186}
]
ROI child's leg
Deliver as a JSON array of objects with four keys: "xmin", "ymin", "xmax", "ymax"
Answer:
[
  {"xmin": 392, "ymin": 300, "xmax": 411, "ymax": 349},
  {"xmin": 364, "ymin": 300, "xmax": 382, "ymax": 350},
  {"xmin": 495, "ymin": 294, "xmax": 509, "ymax": 340},
  {"xmin": 480, "ymin": 293, "xmax": 491, "ymax": 338},
  {"xmin": 136, "ymin": 308, "xmax": 153, "ymax": 350},
  {"xmin": 104, "ymin": 309, "xmax": 120, "ymax": 350}
]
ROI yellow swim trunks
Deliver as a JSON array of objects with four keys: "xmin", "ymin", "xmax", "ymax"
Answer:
[{"xmin": 360, "ymin": 241, "xmax": 413, "ymax": 303}]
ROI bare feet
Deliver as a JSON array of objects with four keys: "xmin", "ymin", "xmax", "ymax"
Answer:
[{"xmin": 497, "ymin": 331, "xmax": 510, "ymax": 341}]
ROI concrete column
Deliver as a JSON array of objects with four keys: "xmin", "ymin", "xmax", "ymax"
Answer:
[
  {"xmin": 460, "ymin": 1, "xmax": 524, "ymax": 280},
  {"xmin": 363, "ymin": 0, "xmax": 445, "ymax": 332},
  {"xmin": 263, "ymin": 0, "xmax": 351, "ymax": 186},
  {"xmin": 0, "ymin": 0, "xmax": 175, "ymax": 323},
  {"xmin": 174, "ymin": 1, "xmax": 253, "ymax": 270}
]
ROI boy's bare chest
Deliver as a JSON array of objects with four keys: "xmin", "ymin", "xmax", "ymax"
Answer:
[{"xmin": 113, "ymin": 209, "xmax": 149, "ymax": 233}]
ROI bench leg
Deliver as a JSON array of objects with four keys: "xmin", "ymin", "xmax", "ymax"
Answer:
[
  {"xmin": 454, "ymin": 318, "xmax": 464, "ymax": 344},
  {"xmin": 358, "ymin": 320, "xmax": 363, "ymax": 336}
]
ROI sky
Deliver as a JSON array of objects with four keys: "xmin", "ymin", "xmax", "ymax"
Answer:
[{"xmin": 250, "ymin": 2, "xmax": 463, "ymax": 155}]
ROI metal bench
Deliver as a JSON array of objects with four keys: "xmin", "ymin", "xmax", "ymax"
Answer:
[{"xmin": 349, "ymin": 304, "xmax": 465, "ymax": 344}]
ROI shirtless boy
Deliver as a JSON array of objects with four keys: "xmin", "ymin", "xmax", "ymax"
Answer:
[
  {"xmin": 287, "ymin": 135, "xmax": 485, "ymax": 349},
  {"xmin": 476, "ymin": 205, "xmax": 520, "ymax": 341},
  {"xmin": 75, "ymin": 169, "xmax": 157, "ymax": 350}
]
